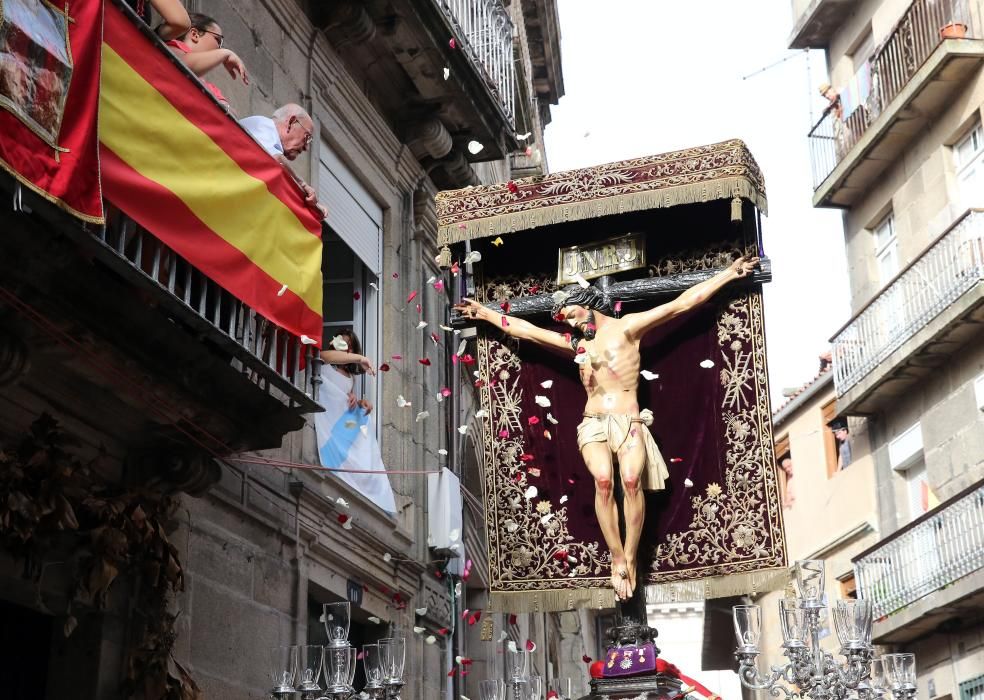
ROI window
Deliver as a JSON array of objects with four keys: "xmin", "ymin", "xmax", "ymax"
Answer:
[
  {"xmin": 839, "ymin": 574, "xmax": 858, "ymax": 600},
  {"xmin": 873, "ymin": 213, "xmax": 899, "ymax": 283},
  {"xmin": 850, "ymin": 29, "xmax": 875, "ymax": 72},
  {"xmin": 821, "ymin": 399, "xmax": 840, "ymax": 478},
  {"xmin": 955, "ymin": 123, "xmax": 984, "ymax": 209},
  {"xmin": 774, "ymin": 434, "xmax": 793, "ymax": 509},
  {"xmin": 960, "ymin": 674, "xmax": 984, "ymax": 700}
]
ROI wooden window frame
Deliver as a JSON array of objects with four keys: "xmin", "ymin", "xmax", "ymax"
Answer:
[{"xmin": 821, "ymin": 399, "xmax": 839, "ymax": 478}]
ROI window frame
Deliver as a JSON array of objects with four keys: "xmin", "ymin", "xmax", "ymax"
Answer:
[{"xmin": 954, "ymin": 122, "xmax": 984, "ymax": 208}]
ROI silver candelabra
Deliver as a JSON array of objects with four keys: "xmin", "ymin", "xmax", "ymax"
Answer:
[
  {"xmin": 732, "ymin": 560, "xmax": 918, "ymax": 700},
  {"xmin": 267, "ymin": 601, "xmax": 407, "ymax": 700}
]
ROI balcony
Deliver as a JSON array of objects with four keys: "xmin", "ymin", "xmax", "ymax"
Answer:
[
  {"xmin": 316, "ymin": 0, "xmax": 519, "ymax": 186},
  {"xmin": 807, "ymin": 0, "xmax": 984, "ymax": 207},
  {"xmin": 830, "ymin": 209, "xmax": 984, "ymax": 412},
  {"xmin": 853, "ymin": 479, "xmax": 984, "ymax": 643}
]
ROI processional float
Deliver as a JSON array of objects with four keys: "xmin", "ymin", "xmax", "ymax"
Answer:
[{"xmin": 438, "ymin": 139, "xmax": 788, "ymax": 700}]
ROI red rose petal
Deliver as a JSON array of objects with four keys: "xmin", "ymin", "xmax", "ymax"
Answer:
[
  {"xmin": 670, "ymin": 457, "xmax": 683, "ymax": 463},
  {"xmin": 520, "ymin": 453, "xmax": 535, "ymax": 462},
  {"xmin": 460, "ymin": 354, "xmax": 475, "ymax": 365},
  {"xmin": 438, "ymin": 627, "xmax": 448, "ymax": 636},
  {"xmin": 529, "ymin": 285, "xmax": 540, "ymax": 294},
  {"xmin": 392, "ymin": 273, "xmax": 399, "ymax": 279},
  {"xmin": 379, "ymin": 363, "xmax": 390, "ymax": 372},
  {"xmin": 474, "ymin": 379, "xmax": 486, "ymax": 388},
  {"xmin": 499, "ymin": 429, "xmax": 509, "ymax": 438},
  {"xmin": 563, "ymin": 332, "xmax": 572, "ymax": 345},
  {"xmin": 434, "ymin": 280, "xmax": 445, "ymax": 291},
  {"xmin": 450, "ymin": 262, "xmax": 460, "ymax": 275},
  {"xmin": 451, "ymin": 354, "xmax": 459, "ymax": 365},
  {"xmin": 392, "ymin": 354, "xmax": 403, "ymax": 360},
  {"xmin": 614, "ymin": 300, "xmax": 623, "ymax": 314},
  {"xmin": 507, "ymin": 181, "xmax": 519, "ymax": 194},
  {"xmin": 509, "ymin": 614, "xmax": 517, "ymax": 625},
  {"xmin": 430, "ymin": 332, "xmax": 440, "ymax": 345},
  {"xmin": 548, "ymin": 692, "xmax": 559, "ymax": 699},
  {"xmin": 406, "ymin": 291, "xmax": 418, "ymax": 304},
  {"xmin": 582, "ymin": 655, "xmax": 593, "ymax": 663},
  {"xmin": 416, "ymin": 303, "xmax": 422, "ymax": 314},
  {"xmin": 528, "ymin": 416, "xmax": 540, "ymax": 426},
  {"xmin": 353, "ymin": 291, "xmax": 361, "ymax": 300},
  {"xmin": 552, "ymin": 550, "xmax": 568, "ymax": 560},
  {"xmin": 576, "ymin": 347, "xmax": 586, "ymax": 354},
  {"xmin": 525, "ymin": 639, "xmax": 536, "ymax": 652},
  {"xmin": 528, "ymin": 467, "xmax": 541, "ymax": 477},
  {"xmin": 337, "ymin": 514, "xmax": 349, "ymax": 524},
  {"xmin": 501, "ymin": 316, "xmax": 509, "ymax": 327},
  {"xmin": 500, "ymin": 301, "xmax": 511, "ymax": 312},
  {"xmin": 447, "ymin": 669, "xmax": 456, "ymax": 677},
  {"xmin": 419, "ymin": 358, "xmax": 432, "ymax": 366},
  {"xmin": 449, "ymin": 37, "xmax": 457, "ymax": 49}
]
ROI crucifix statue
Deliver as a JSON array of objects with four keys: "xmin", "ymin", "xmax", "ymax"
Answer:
[{"xmin": 455, "ymin": 255, "xmax": 760, "ymax": 601}]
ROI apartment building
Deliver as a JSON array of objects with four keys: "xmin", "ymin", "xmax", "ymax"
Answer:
[
  {"xmin": 789, "ymin": 0, "xmax": 984, "ymax": 696},
  {"xmin": 0, "ymin": 0, "xmax": 564, "ymax": 698}
]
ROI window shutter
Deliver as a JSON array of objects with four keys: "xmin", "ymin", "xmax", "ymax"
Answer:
[{"xmin": 318, "ymin": 143, "xmax": 383, "ymax": 275}]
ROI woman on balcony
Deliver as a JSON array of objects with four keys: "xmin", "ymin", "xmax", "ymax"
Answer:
[
  {"xmin": 160, "ymin": 13, "xmax": 249, "ymax": 112},
  {"xmin": 315, "ymin": 331, "xmax": 396, "ymax": 514}
]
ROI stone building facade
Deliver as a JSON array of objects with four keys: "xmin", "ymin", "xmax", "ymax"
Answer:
[
  {"xmin": 790, "ymin": 0, "xmax": 984, "ymax": 695},
  {"xmin": 0, "ymin": 0, "xmax": 566, "ymax": 698}
]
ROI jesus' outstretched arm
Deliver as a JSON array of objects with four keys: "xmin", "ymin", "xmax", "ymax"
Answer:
[
  {"xmin": 454, "ymin": 298, "xmax": 574, "ymax": 353},
  {"xmin": 622, "ymin": 256, "xmax": 760, "ymax": 341}
]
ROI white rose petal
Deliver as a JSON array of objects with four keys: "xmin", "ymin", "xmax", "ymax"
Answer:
[
  {"xmin": 540, "ymin": 380, "xmax": 553, "ymax": 389},
  {"xmin": 436, "ymin": 391, "xmax": 445, "ymax": 403},
  {"xmin": 574, "ymin": 354, "xmax": 588, "ymax": 365},
  {"xmin": 342, "ymin": 519, "xmax": 353, "ymax": 530},
  {"xmin": 426, "ymin": 276, "xmax": 436, "ymax": 284},
  {"xmin": 463, "ymin": 250, "xmax": 482, "ymax": 265},
  {"xmin": 319, "ymin": 612, "xmax": 326, "ymax": 623},
  {"xmin": 416, "ymin": 321, "xmax": 428, "ymax": 330},
  {"xmin": 416, "ymin": 411, "xmax": 430, "ymax": 423},
  {"xmin": 369, "ymin": 616, "xmax": 381, "ymax": 624},
  {"xmin": 540, "ymin": 513, "xmax": 553, "ymax": 525},
  {"xmin": 551, "ymin": 290, "xmax": 569, "ymax": 305},
  {"xmin": 524, "ymin": 485, "xmax": 538, "ymax": 499},
  {"xmin": 369, "ymin": 281, "xmax": 379, "ymax": 291},
  {"xmin": 559, "ymin": 495, "xmax": 568, "ymax": 504},
  {"xmin": 415, "ymin": 607, "xmax": 428, "ymax": 616},
  {"xmin": 397, "ymin": 395, "xmax": 410, "ymax": 408},
  {"xmin": 337, "ymin": 497, "xmax": 349, "ymax": 508},
  {"xmin": 516, "ymin": 132, "xmax": 531, "ymax": 141},
  {"xmin": 440, "ymin": 324, "xmax": 455, "ymax": 332},
  {"xmin": 449, "ymin": 528, "xmax": 460, "ymax": 541},
  {"xmin": 330, "ymin": 335, "xmax": 349, "ymax": 351},
  {"xmin": 454, "ymin": 581, "xmax": 462, "ymax": 597},
  {"xmin": 360, "ymin": 424, "xmax": 368, "ymax": 437},
  {"xmin": 700, "ymin": 359, "xmax": 715, "ymax": 369},
  {"xmin": 425, "ymin": 635, "xmax": 437, "ymax": 645},
  {"xmin": 277, "ymin": 284, "xmax": 288, "ymax": 297},
  {"xmin": 573, "ymin": 273, "xmax": 590, "ymax": 288},
  {"xmin": 684, "ymin": 478, "xmax": 695, "ymax": 487},
  {"xmin": 534, "ymin": 395, "xmax": 551, "ymax": 407},
  {"xmin": 475, "ymin": 409, "xmax": 488, "ymax": 418},
  {"xmin": 438, "ymin": 448, "xmax": 448, "ymax": 456},
  {"xmin": 507, "ymin": 641, "xmax": 518, "ymax": 653},
  {"xmin": 413, "ymin": 626, "xmax": 426, "ymax": 634},
  {"xmin": 498, "ymin": 631, "xmax": 509, "ymax": 642},
  {"xmin": 443, "ymin": 66, "xmax": 450, "ymax": 80},
  {"xmin": 467, "ymin": 140, "xmax": 484, "ymax": 155},
  {"xmin": 383, "ymin": 552, "xmax": 392, "ymax": 562},
  {"xmin": 458, "ymin": 425, "xmax": 468, "ymax": 434},
  {"xmin": 546, "ymin": 413, "xmax": 559, "ymax": 425},
  {"xmin": 641, "ymin": 369, "xmax": 659, "ymax": 381},
  {"xmin": 300, "ymin": 335, "xmax": 318, "ymax": 345},
  {"xmin": 457, "ymin": 340, "xmax": 468, "ymax": 356}
]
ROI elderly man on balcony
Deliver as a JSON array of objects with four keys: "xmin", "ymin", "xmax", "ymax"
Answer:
[{"xmin": 240, "ymin": 104, "xmax": 327, "ymax": 219}]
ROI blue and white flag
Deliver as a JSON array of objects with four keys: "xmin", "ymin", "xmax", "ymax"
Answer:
[{"xmin": 314, "ymin": 367, "xmax": 396, "ymax": 514}]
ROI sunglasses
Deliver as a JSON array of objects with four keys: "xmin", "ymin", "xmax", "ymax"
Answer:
[{"xmin": 200, "ymin": 29, "xmax": 224, "ymax": 47}]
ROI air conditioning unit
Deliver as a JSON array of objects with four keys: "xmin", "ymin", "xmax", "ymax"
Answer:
[{"xmin": 427, "ymin": 468, "xmax": 463, "ymax": 560}]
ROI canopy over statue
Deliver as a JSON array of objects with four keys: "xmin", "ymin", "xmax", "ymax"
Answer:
[{"xmin": 438, "ymin": 139, "xmax": 787, "ymax": 613}]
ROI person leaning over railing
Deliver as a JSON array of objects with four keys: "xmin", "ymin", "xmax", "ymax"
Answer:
[
  {"xmin": 158, "ymin": 12, "xmax": 249, "ymax": 114},
  {"xmin": 126, "ymin": 0, "xmax": 190, "ymax": 39},
  {"xmin": 240, "ymin": 104, "xmax": 328, "ymax": 220}
]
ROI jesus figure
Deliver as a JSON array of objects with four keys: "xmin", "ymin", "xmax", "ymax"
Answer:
[{"xmin": 455, "ymin": 256, "xmax": 759, "ymax": 600}]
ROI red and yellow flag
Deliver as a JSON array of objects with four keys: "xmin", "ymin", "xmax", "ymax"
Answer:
[{"xmin": 98, "ymin": 0, "xmax": 323, "ymax": 344}]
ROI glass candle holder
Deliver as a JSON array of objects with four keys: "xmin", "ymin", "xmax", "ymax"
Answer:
[
  {"xmin": 732, "ymin": 604, "xmax": 762, "ymax": 651},
  {"xmin": 297, "ymin": 644, "xmax": 324, "ymax": 692},
  {"xmin": 794, "ymin": 559, "xmax": 826, "ymax": 603},
  {"xmin": 779, "ymin": 598, "xmax": 808, "ymax": 647},
  {"xmin": 870, "ymin": 657, "xmax": 887, "ymax": 692},
  {"xmin": 268, "ymin": 645, "xmax": 298, "ymax": 693},
  {"xmin": 324, "ymin": 644, "xmax": 356, "ymax": 692},
  {"xmin": 833, "ymin": 599, "xmax": 873, "ymax": 649},
  {"xmin": 363, "ymin": 643, "xmax": 384, "ymax": 688},
  {"xmin": 323, "ymin": 601, "xmax": 351, "ymax": 648},
  {"xmin": 480, "ymin": 679, "xmax": 506, "ymax": 700},
  {"xmin": 528, "ymin": 674, "xmax": 543, "ymax": 700},
  {"xmin": 379, "ymin": 636, "xmax": 406, "ymax": 683}
]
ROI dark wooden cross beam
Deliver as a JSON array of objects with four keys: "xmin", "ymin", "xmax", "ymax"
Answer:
[{"xmin": 451, "ymin": 257, "xmax": 772, "ymax": 327}]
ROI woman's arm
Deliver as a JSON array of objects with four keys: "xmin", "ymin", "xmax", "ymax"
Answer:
[
  {"xmin": 320, "ymin": 350, "xmax": 375, "ymax": 375},
  {"xmin": 150, "ymin": 0, "xmax": 191, "ymax": 39}
]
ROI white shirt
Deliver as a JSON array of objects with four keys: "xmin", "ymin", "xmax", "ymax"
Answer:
[{"xmin": 239, "ymin": 115, "xmax": 283, "ymax": 158}]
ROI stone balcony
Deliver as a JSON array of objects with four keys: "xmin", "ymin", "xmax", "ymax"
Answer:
[
  {"xmin": 853, "ymin": 478, "xmax": 984, "ymax": 644},
  {"xmin": 830, "ymin": 209, "xmax": 984, "ymax": 414},
  {"xmin": 806, "ymin": 0, "xmax": 984, "ymax": 207}
]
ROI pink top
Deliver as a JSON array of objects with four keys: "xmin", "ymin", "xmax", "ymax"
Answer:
[{"xmin": 165, "ymin": 39, "xmax": 228, "ymax": 103}]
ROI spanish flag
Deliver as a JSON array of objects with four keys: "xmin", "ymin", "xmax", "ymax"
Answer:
[{"xmin": 98, "ymin": 0, "xmax": 323, "ymax": 345}]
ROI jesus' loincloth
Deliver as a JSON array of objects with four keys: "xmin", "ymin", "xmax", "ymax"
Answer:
[{"xmin": 575, "ymin": 410, "xmax": 669, "ymax": 491}]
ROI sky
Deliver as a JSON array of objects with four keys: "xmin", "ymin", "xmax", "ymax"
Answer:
[{"xmin": 543, "ymin": 0, "xmax": 852, "ymax": 407}]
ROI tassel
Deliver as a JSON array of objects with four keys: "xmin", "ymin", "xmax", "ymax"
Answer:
[
  {"xmin": 479, "ymin": 616, "xmax": 493, "ymax": 641},
  {"xmin": 437, "ymin": 245, "xmax": 452, "ymax": 270},
  {"xmin": 731, "ymin": 194, "xmax": 743, "ymax": 223}
]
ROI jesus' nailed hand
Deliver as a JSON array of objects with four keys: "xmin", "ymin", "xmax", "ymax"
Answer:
[{"xmin": 454, "ymin": 256, "xmax": 759, "ymax": 601}]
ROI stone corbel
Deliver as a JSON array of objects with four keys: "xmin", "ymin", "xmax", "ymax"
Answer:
[
  {"xmin": 0, "ymin": 326, "xmax": 29, "ymax": 386},
  {"xmin": 124, "ymin": 448, "xmax": 220, "ymax": 496}
]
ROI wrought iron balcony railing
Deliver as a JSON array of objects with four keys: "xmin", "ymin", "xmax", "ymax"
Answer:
[
  {"xmin": 854, "ymin": 480, "xmax": 984, "ymax": 619},
  {"xmin": 97, "ymin": 210, "xmax": 320, "ymax": 411},
  {"xmin": 436, "ymin": 0, "xmax": 516, "ymax": 126},
  {"xmin": 808, "ymin": 0, "xmax": 975, "ymax": 189},
  {"xmin": 830, "ymin": 209, "xmax": 984, "ymax": 396}
]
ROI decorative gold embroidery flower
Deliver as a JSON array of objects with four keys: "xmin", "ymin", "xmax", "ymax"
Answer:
[
  {"xmin": 706, "ymin": 483, "xmax": 723, "ymax": 498},
  {"xmin": 535, "ymin": 500, "xmax": 552, "ymax": 514},
  {"xmin": 511, "ymin": 546, "xmax": 533, "ymax": 568},
  {"xmin": 732, "ymin": 525, "xmax": 757, "ymax": 548}
]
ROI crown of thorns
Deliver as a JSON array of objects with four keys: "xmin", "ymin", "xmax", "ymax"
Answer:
[{"xmin": 550, "ymin": 284, "xmax": 611, "ymax": 316}]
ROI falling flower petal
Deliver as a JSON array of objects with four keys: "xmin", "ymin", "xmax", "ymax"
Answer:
[
  {"xmin": 438, "ymin": 448, "xmax": 448, "ymax": 456},
  {"xmin": 700, "ymin": 359, "xmax": 715, "ymax": 369},
  {"xmin": 574, "ymin": 354, "xmax": 588, "ymax": 365},
  {"xmin": 641, "ymin": 369, "xmax": 659, "ymax": 381},
  {"xmin": 440, "ymin": 387, "xmax": 453, "ymax": 398},
  {"xmin": 534, "ymin": 395, "xmax": 551, "ymax": 407},
  {"xmin": 430, "ymin": 332, "xmax": 440, "ymax": 345},
  {"xmin": 434, "ymin": 279, "xmax": 445, "ymax": 291},
  {"xmin": 460, "ymin": 353, "xmax": 476, "ymax": 365},
  {"xmin": 573, "ymin": 273, "xmax": 590, "ymax": 289},
  {"xmin": 406, "ymin": 291, "xmax": 418, "ymax": 304},
  {"xmin": 450, "ymin": 262, "xmax": 460, "ymax": 275},
  {"xmin": 277, "ymin": 284, "xmax": 288, "ymax": 297},
  {"xmin": 383, "ymin": 552, "xmax": 392, "ymax": 562},
  {"xmin": 337, "ymin": 514, "xmax": 350, "ymax": 524},
  {"xmin": 426, "ymin": 635, "xmax": 437, "ymax": 645},
  {"xmin": 546, "ymin": 413, "xmax": 559, "ymax": 425},
  {"xmin": 507, "ymin": 641, "xmax": 518, "ymax": 653},
  {"xmin": 528, "ymin": 467, "xmax": 541, "ymax": 477},
  {"xmin": 582, "ymin": 655, "xmax": 593, "ymax": 663},
  {"xmin": 419, "ymin": 357, "xmax": 432, "ymax": 366},
  {"xmin": 524, "ymin": 146, "xmax": 533, "ymax": 157},
  {"xmin": 449, "ymin": 37, "xmax": 457, "ymax": 48},
  {"xmin": 475, "ymin": 409, "xmax": 488, "ymax": 418},
  {"xmin": 559, "ymin": 494, "xmax": 568, "ymax": 504},
  {"xmin": 369, "ymin": 281, "xmax": 380, "ymax": 291},
  {"xmin": 491, "ymin": 237, "xmax": 504, "ymax": 246},
  {"xmin": 501, "ymin": 316, "xmax": 509, "ymax": 328},
  {"xmin": 670, "ymin": 457, "xmax": 684, "ymax": 463},
  {"xmin": 330, "ymin": 335, "xmax": 349, "ymax": 351},
  {"xmin": 416, "ymin": 411, "xmax": 430, "ymax": 422},
  {"xmin": 528, "ymin": 416, "xmax": 540, "ymax": 426},
  {"xmin": 526, "ymin": 640, "xmax": 536, "ymax": 652},
  {"xmin": 507, "ymin": 180, "xmax": 519, "ymax": 194},
  {"xmin": 684, "ymin": 478, "xmax": 694, "ymax": 487},
  {"xmin": 543, "ymin": 430, "xmax": 552, "ymax": 440},
  {"xmin": 458, "ymin": 425, "xmax": 468, "ymax": 434},
  {"xmin": 392, "ymin": 354, "xmax": 403, "ymax": 360},
  {"xmin": 379, "ymin": 363, "xmax": 390, "ymax": 372},
  {"xmin": 416, "ymin": 321, "xmax": 428, "ymax": 329},
  {"xmin": 440, "ymin": 324, "xmax": 454, "ymax": 332},
  {"xmin": 342, "ymin": 519, "xmax": 353, "ymax": 530},
  {"xmin": 516, "ymin": 132, "xmax": 531, "ymax": 141},
  {"xmin": 443, "ymin": 66, "xmax": 450, "ymax": 80},
  {"xmin": 467, "ymin": 140, "xmax": 484, "ymax": 155},
  {"xmin": 397, "ymin": 395, "xmax": 410, "ymax": 408},
  {"xmin": 413, "ymin": 626, "xmax": 426, "ymax": 634},
  {"xmin": 337, "ymin": 497, "xmax": 349, "ymax": 508},
  {"xmin": 524, "ymin": 485, "xmax": 538, "ymax": 499},
  {"xmin": 300, "ymin": 335, "xmax": 317, "ymax": 345},
  {"xmin": 540, "ymin": 380, "xmax": 553, "ymax": 389},
  {"xmin": 463, "ymin": 250, "xmax": 482, "ymax": 264}
]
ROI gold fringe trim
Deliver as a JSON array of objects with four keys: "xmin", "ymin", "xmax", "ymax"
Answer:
[
  {"xmin": 485, "ymin": 568, "xmax": 789, "ymax": 613},
  {"xmin": 488, "ymin": 587, "xmax": 617, "ymax": 614},
  {"xmin": 644, "ymin": 567, "xmax": 790, "ymax": 604},
  {"xmin": 0, "ymin": 154, "xmax": 105, "ymax": 224},
  {"xmin": 437, "ymin": 177, "xmax": 767, "ymax": 246}
]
